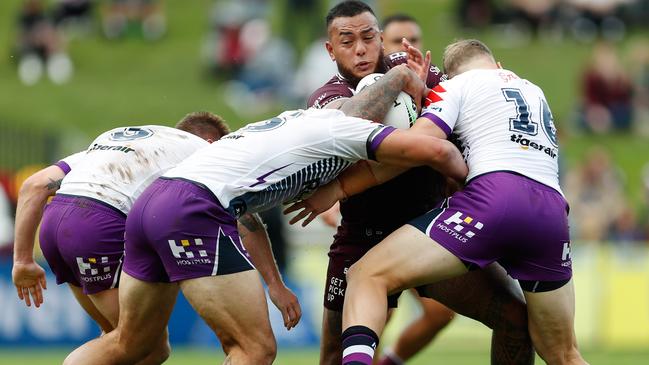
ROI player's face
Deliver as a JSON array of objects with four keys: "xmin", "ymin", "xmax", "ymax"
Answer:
[
  {"xmin": 326, "ymin": 12, "xmax": 383, "ymax": 84},
  {"xmin": 383, "ymin": 21, "xmax": 422, "ymax": 54}
]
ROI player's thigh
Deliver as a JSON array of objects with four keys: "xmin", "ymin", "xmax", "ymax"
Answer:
[
  {"xmin": 116, "ymin": 272, "xmax": 179, "ymax": 344},
  {"xmin": 179, "ymin": 270, "xmax": 274, "ymax": 348},
  {"xmin": 417, "ymin": 263, "xmax": 526, "ymax": 329},
  {"xmin": 87, "ymin": 287, "xmax": 120, "ymax": 328},
  {"xmin": 412, "ymin": 290, "xmax": 454, "ymax": 320},
  {"xmin": 523, "ymin": 279, "xmax": 577, "ymax": 352},
  {"xmin": 349, "ymin": 225, "xmax": 467, "ymax": 294},
  {"xmin": 68, "ymin": 284, "xmax": 114, "ymax": 333}
]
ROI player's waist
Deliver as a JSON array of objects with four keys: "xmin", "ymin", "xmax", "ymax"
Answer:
[
  {"xmin": 466, "ymin": 170, "xmax": 563, "ymax": 196},
  {"xmin": 51, "ymin": 194, "xmax": 127, "ymax": 217}
]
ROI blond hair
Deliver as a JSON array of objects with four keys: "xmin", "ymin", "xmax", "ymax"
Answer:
[{"xmin": 443, "ymin": 39, "xmax": 495, "ymax": 78}]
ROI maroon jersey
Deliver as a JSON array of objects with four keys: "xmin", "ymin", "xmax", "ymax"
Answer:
[{"xmin": 307, "ymin": 52, "xmax": 448, "ymax": 254}]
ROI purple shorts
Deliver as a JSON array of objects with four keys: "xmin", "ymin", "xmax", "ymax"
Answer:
[
  {"xmin": 409, "ymin": 172, "xmax": 572, "ymax": 282},
  {"xmin": 39, "ymin": 195, "xmax": 126, "ymax": 295},
  {"xmin": 122, "ymin": 178, "xmax": 254, "ymax": 283}
]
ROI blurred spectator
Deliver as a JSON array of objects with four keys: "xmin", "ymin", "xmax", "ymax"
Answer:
[
  {"xmin": 457, "ymin": 0, "xmax": 496, "ymax": 29},
  {"xmin": 608, "ymin": 203, "xmax": 644, "ymax": 245},
  {"xmin": 381, "ymin": 13, "xmax": 422, "ymax": 54},
  {"xmin": 15, "ymin": 0, "xmax": 74, "ymax": 85},
  {"xmin": 578, "ymin": 42, "xmax": 633, "ymax": 133},
  {"xmin": 52, "ymin": 0, "xmax": 94, "ymax": 35},
  {"xmin": 221, "ymin": 17, "xmax": 297, "ymax": 116},
  {"xmin": 564, "ymin": 146, "xmax": 625, "ymax": 242},
  {"xmin": 629, "ymin": 41, "xmax": 649, "ymax": 135},
  {"xmin": 102, "ymin": 0, "xmax": 166, "ymax": 41},
  {"xmin": 202, "ymin": 0, "xmax": 267, "ymax": 78},
  {"xmin": 564, "ymin": 0, "xmax": 628, "ymax": 42},
  {"xmin": 505, "ymin": 0, "xmax": 560, "ymax": 37},
  {"xmin": 292, "ymin": 36, "xmax": 338, "ymax": 105}
]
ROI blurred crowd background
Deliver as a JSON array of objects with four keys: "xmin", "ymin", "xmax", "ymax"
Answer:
[{"xmin": 1, "ymin": 0, "xmax": 649, "ymax": 360}]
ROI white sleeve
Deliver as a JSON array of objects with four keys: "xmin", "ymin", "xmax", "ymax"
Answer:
[
  {"xmin": 330, "ymin": 116, "xmax": 397, "ymax": 161},
  {"xmin": 55, "ymin": 151, "xmax": 86, "ymax": 174},
  {"xmin": 420, "ymin": 79, "xmax": 463, "ymax": 137}
]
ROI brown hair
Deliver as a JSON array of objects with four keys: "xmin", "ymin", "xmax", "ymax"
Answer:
[
  {"xmin": 175, "ymin": 111, "xmax": 230, "ymax": 141},
  {"xmin": 443, "ymin": 39, "xmax": 495, "ymax": 78}
]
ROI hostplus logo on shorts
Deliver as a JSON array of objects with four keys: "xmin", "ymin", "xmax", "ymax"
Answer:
[
  {"xmin": 436, "ymin": 212, "xmax": 483, "ymax": 243},
  {"xmin": 168, "ymin": 238, "xmax": 212, "ymax": 266},
  {"xmin": 76, "ymin": 256, "xmax": 112, "ymax": 282}
]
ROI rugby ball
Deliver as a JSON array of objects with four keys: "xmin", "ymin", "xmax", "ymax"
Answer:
[{"xmin": 355, "ymin": 73, "xmax": 417, "ymax": 129}]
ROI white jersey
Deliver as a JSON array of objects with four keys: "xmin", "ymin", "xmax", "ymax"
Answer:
[
  {"xmin": 164, "ymin": 108, "xmax": 394, "ymax": 217},
  {"xmin": 421, "ymin": 68, "xmax": 562, "ymax": 194},
  {"xmin": 56, "ymin": 125, "xmax": 208, "ymax": 213}
]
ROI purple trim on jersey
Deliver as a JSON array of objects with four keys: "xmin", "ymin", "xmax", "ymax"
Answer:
[
  {"xmin": 367, "ymin": 126, "xmax": 396, "ymax": 160},
  {"xmin": 55, "ymin": 161, "xmax": 71, "ymax": 174},
  {"xmin": 421, "ymin": 113, "xmax": 452, "ymax": 137},
  {"xmin": 249, "ymin": 163, "xmax": 292, "ymax": 187}
]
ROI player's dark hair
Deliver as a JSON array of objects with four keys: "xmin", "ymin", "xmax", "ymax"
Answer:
[
  {"xmin": 381, "ymin": 13, "xmax": 418, "ymax": 29},
  {"xmin": 175, "ymin": 111, "xmax": 230, "ymax": 141},
  {"xmin": 443, "ymin": 39, "xmax": 495, "ymax": 78},
  {"xmin": 326, "ymin": 0, "xmax": 375, "ymax": 28}
]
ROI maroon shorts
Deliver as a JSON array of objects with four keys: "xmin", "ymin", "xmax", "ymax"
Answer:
[{"xmin": 325, "ymin": 228, "xmax": 401, "ymax": 311}]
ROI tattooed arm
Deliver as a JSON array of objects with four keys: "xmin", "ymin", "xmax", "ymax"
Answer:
[
  {"xmin": 339, "ymin": 64, "xmax": 427, "ymax": 122},
  {"xmin": 12, "ymin": 165, "xmax": 67, "ymax": 308},
  {"xmin": 237, "ymin": 213, "xmax": 302, "ymax": 329}
]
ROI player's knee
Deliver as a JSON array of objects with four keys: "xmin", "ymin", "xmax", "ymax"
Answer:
[{"xmin": 248, "ymin": 338, "xmax": 276, "ymax": 365}]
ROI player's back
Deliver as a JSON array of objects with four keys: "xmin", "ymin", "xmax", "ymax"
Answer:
[
  {"xmin": 425, "ymin": 69, "xmax": 561, "ymax": 194},
  {"xmin": 57, "ymin": 126, "xmax": 208, "ymax": 213},
  {"xmin": 164, "ymin": 108, "xmax": 389, "ymax": 217}
]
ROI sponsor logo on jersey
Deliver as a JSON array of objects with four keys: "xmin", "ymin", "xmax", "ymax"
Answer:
[
  {"xmin": 76, "ymin": 256, "xmax": 112, "ymax": 282},
  {"xmin": 510, "ymin": 134, "xmax": 557, "ymax": 159},
  {"xmin": 109, "ymin": 127, "xmax": 154, "ymax": 141},
  {"xmin": 436, "ymin": 211, "xmax": 483, "ymax": 243},
  {"xmin": 168, "ymin": 238, "xmax": 212, "ymax": 266},
  {"xmin": 88, "ymin": 143, "xmax": 135, "ymax": 153}
]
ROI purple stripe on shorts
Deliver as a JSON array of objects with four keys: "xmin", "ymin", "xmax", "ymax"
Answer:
[
  {"xmin": 55, "ymin": 160, "xmax": 71, "ymax": 174},
  {"xmin": 342, "ymin": 353, "xmax": 373, "ymax": 365},
  {"xmin": 367, "ymin": 126, "xmax": 396, "ymax": 160},
  {"xmin": 421, "ymin": 113, "xmax": 451, "ymax": 137}
]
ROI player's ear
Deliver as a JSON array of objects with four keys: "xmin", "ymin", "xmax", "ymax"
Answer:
[{"xmin": 325, "ymin": 41, "xmax": 336, "ymax": 61}]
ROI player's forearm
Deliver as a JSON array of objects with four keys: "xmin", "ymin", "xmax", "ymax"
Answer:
[
  {"xmin": 340, "ymin": 66, "xmax": 409, "ymax": 122},
  {"xmin": 14, "ymin": 184, "xmax": 52, "ymax": 263},
  {"xmin": 238, "ymin": 213, "xmax": 283, "ymax": 287},
  {"xmin": 424, "ymin": 140, "xmax": 468, "ymax": 183},
  {"xmin": 333, "ymin": 160, "xmax": 407, "ymax": 199}
]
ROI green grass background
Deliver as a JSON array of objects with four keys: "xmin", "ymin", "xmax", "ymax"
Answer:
[{"xmin": 0, "ymin": 347, "xmax": 647, "ymax": 365}]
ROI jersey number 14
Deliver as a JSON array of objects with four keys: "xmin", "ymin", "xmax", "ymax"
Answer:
[{"xmin": 502, "ymin": 88, "xmax": 558, "ymax": 147}]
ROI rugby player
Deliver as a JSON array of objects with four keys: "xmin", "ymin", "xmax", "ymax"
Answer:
[
  {"xmin": 305, "ymin": 2, "xmax": 533, "ymax": 364},
  {"xmin": 336, "ymin": 39, "xmax": 586, "ymax": 365},
  {"xmin": 382, "ymin": 13, "xmax": 422, "ymax": 54},
  {"xmin": 12, "ymin": 112, "xmax": 233, "ymax": 364},
  {"xmin": 62, "ymin": 64, "xmax": 467, "ymax": 365}
]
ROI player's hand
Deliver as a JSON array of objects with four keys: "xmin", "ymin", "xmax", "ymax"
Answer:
[
  {"xmin": 12, "ymin": 261, "xmax": 47, "ymax": 308},
  {"xmin": 268, "ymin": 283, "xmax": 302, "ymax": 330},
  {"xmin": 284, "ymin": 181, "xmax": 344, "ymax": 227},
  {"xmin": 403, "ymin": 38, "xmax": 431, "ymax": 83},
  {"xmin": 319, "ymin": 202, "xmax": 341, "ymax": 228}
]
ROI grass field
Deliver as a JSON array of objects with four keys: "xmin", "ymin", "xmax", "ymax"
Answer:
[{"xmin": 1, "ymin": 346, "xmax": 648, "ymax": 365}]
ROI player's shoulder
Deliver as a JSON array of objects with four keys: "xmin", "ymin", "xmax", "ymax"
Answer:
[{"xmin": 307, "ymin": 73, "xmax": 354, "ymax": 109}]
